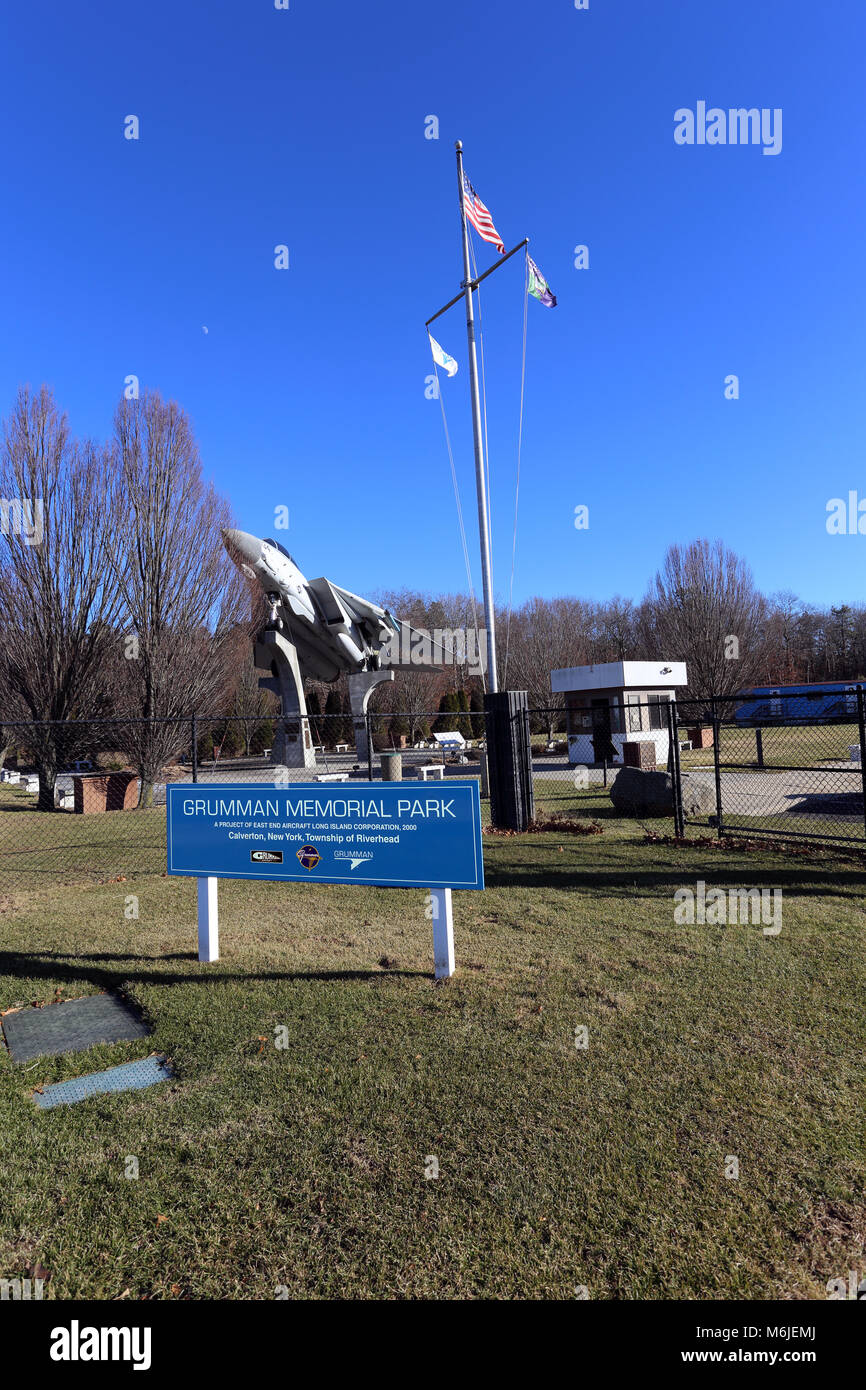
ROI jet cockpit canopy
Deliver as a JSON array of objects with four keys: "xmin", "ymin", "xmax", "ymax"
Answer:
[{"xmin": 263, "ymin": 538, "xmax": 297, "ymax": 565}]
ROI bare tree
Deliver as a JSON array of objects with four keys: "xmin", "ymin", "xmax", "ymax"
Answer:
[
  {"xmin": 229, "ymin": 637, "xmax": 279, "ymax": 754},
  {"xmin": 505, "ymin": 596, "xmax": 593, "ymax": 738},
  {"xmin": 389, "ymin": 665, "xmax": 446, "ymax": 743},
  {"xmin": 435, "ymin": 590, "xmax": 484, "ymax": 694},
  {"xmin": 644, "ymin": 539, "xmax": 767, "ymax": 703},
  {"xmin": 109, "ymin": 391, "xmax": 249, "ymax": 805},
  {"xmin": 596, "ymin": 596, "xmax": 638, "ymax": 661},
  {"xmin": 0, "ymin": 387, "xmax": 123, "ymax": 809},
  {"xmin": 761, "ymin": 591, "xmax": 805, "ymax": 683},
  {"xmin": 373, "ymin": 587, "xmax": 459, "ymax": 739}
]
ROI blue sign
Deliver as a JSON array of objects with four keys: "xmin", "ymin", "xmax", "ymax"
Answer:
[{"xmin": 166, "ymin": 780, "xmax": 484, "ymax": 890}]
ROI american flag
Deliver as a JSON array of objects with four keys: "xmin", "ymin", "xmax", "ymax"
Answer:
[{"xmin": 462, "ymin": 173, "xmax": 505, "ymax": 254}]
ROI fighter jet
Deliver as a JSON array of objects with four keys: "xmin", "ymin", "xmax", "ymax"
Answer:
[{"xmin": 222, "ymin": 528, "xmax": 452, "ymax": 684}]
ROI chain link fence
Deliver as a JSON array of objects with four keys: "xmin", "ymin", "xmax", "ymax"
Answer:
[
  {"xmin": 2, "ymin": 692, "xmax": 862, "ymax": 883},
  {"xmin": 0, "ymin": 708, "xmax": 608, "ymax": 881},
  {"xmin": 672, "ymin": 690, "xmax": 866, "ymax": 846}
]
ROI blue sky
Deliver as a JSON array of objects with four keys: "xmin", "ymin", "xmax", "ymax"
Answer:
[{"xmin": 2, "ymin": 0, "xmax": 864, "ymax": 611}]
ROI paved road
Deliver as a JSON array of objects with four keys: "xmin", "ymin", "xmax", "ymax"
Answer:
[{"xmin": 713, "ymin": 764, "xmax": 863, "ymax": 823}]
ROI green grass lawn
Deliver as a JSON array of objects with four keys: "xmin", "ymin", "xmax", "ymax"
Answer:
[
  {"xmin": 679, "ymin": 721, "xmax": 857, "ymax": 771},
  {"xmin": 0, "ymin": 787, "xmax": 864, "ymax": 1299},
  {"xmin": 691, "ymin": 811, "xmax": 864, "ymax": 845}
]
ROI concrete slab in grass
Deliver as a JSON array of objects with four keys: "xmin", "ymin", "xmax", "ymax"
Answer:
[
  {"xmin": 2, "ymin": 993, "xmax": 150, "ymax": 1064},
  {"xmin": 32, "ymin": 1055, "xmax": 173, "ymax": 1109}
]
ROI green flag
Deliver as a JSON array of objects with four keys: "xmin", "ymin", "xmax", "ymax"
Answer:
[{"xmin": 527, "ymin": 255, "xmax": 557, "ymax": 307}]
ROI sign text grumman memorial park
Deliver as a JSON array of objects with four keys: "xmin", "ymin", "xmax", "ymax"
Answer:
[{"xmin": 166, "ymin": 780, "xmax": 484, "ymax": 891}]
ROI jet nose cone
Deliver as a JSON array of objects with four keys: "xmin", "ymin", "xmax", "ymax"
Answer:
[{"xmin": 222, "ymin": 528, "xmax": 263, "ymax": 571}]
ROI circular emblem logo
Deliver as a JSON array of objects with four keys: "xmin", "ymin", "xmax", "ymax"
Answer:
[{"xmin": 296, "ymin": 845, "xmax": 321, "ymax": 871}]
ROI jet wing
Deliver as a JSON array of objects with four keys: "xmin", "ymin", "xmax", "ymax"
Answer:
[
  {"xmin": 313, "ymin": 579, "xmax": 454, "ymax": 668},
  {"xmin": 308, "ymin": 578, "xmax": 399, "ymax": 644}
]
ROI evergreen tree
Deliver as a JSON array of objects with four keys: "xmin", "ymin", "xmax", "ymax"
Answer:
[
  {"xmin": 196, "ymin": 729, "xmax": 214, "ymax": 763},
  {"xmin": 469, "ymin": 687, "xmax": 485, "ymax": 739},
  {"xmin": 323, "ymin": 688, "xmax": 339, "ymax": 743},
  {"xmin": 250, "ymin": 720, "xmax": 275, "ymax": 755},
  {"xmin": 307, "ymin": 690, "xmax": 322, "ymax": 744},
  {"xmin": 220, "ymin": 722, "xmax": 241, "ymax": 758},
  {"xmin": 434, "ymin": 692, "xmax": 460, "ymax": 733},
  {"xmin": 390, "ymin": 713, "xmax": 410, "ymax": 745}
]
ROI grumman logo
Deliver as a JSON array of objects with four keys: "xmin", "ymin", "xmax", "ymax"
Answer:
[
  {"xmin": 335, "ymin": 850, "xmax": 373, "ymax": 870},
  {"xmin": 49, "ymin": 1320, "xmax": 152, "ymax": 1371},
  {"xmin": 251, "ymin": 849, "xmax": 283, "ymax": 864}
]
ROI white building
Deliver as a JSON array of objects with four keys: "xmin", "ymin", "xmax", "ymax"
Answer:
[{"xmin": 550, "ymin": 661, "xmax": 688, "ymax": 767}]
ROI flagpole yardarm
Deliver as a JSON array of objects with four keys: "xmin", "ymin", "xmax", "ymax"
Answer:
[{"xmin": 424, "ymin": 238, "xmax": 528, "ymax": 330}]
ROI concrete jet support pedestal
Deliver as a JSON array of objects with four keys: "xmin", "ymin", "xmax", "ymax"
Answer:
[
  {"xmin": 255, "ymin": 628, "xmax": 317, "ymax": 769},
  {"xmin": 348, "ymin": 669, "xmax": 394, "ymax": 765}
]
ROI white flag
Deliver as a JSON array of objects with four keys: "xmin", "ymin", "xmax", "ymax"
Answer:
[{"xmin": 428, "ymin": 332, "xmax": 458, "ymax": 377}]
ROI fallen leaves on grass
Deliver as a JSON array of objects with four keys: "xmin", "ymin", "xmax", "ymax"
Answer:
[
  {"xmin": 791, "ymin": 1197, "xmax": 866, "ymax": 1288},
  {"xmin": 643, "ymin": 831, "xmax": 856, "ymax": 861},
  {"xmin": 485, "ymin": 817, "xmax": 603, "ymax": 837}
]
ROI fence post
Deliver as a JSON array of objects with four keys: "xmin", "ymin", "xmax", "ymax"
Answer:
[
  {"xmin": 484, "ymin": 691, "xmax": 534, "ymax": 831},
  {"xmin": 667, "ymin": 699, "xmax": 684, "ymax": 838},
  {"xmin": 674, "ymin": 700, "xmax": 685, "ymax": 838},
  {"xmin": 711, "ymin": 698, "xmax": 723, "ymax": 839},
  {"xmin": 366, "ymin": 713, "xmax": 373, "ymax": 781},
  {"xmin": 755, "ymin": 727, "xmax": 764, "ymax": 769},
  {"xmin": 857, "ymin": 686, "xmax": 866, "ymax": 845},
  {"xmin": 191, "ymin": 717, "xmax": 198, "ymax": 783}
]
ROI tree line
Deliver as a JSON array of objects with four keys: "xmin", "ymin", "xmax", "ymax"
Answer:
[{"xmin": 1, "ymin": 385, "xmax": 862, "ymax": 807}]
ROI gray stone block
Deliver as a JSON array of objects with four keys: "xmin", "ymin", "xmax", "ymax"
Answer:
[
  {"xmin": 680, "ymin": 773, "xmax": 716, "ymax": 817},
  {"xmin": 609, "ymin": 766, "xmax": 716, "ymax": 818},
  {"xmin": 610, "ymin": 766, "xmax": 673, "ymax": 816}
]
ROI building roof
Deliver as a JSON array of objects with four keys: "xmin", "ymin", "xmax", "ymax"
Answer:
[{"xmin": 550, "ymin": 660, "xmax": 688, "ymax": 694}]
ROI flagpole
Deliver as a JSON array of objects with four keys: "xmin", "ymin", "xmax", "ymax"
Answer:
[{"xmin": 456, "ymin": 140, "xmax": 499, "ymax": 693}]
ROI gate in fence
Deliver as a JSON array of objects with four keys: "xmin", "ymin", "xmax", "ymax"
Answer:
[{"xmin": 672, "ymin": 690, "xmax": 866, "ymax": 848}]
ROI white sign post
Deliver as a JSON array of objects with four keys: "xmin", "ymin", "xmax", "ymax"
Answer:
[
  {"xmin": 196, "ymin": 875, "xmax": 456, "ymax": 977},
  {"xmin": 197, "ymin": 877, "xmax": 220, "ymax": 962},
  {"xmin": 430, "ymin": 887, "xmax": 455, "ymax": 979},
  {"xmin": 171, "ymin": 782, "xmax": 483, "ymax": 976}
]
